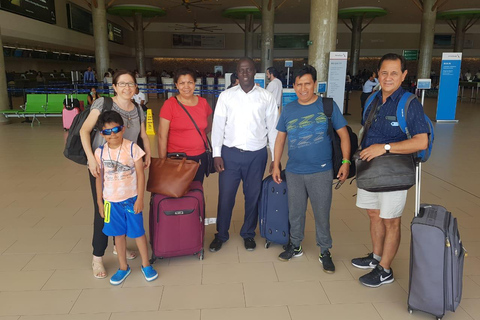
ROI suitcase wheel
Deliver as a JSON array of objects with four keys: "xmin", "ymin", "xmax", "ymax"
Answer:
[
  {"xmin": 265, "ymin": 240, "xmax": 271, "ymax": 249},
  {"xmin": 198, "ymin": 249, "xmax": 204, "ymax": 260},
  {"xmin": 408, "ymin": 308, "xmax": 412, "ymax": 314}
]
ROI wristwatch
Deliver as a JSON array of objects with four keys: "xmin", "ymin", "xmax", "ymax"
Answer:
[{"xmin": 384, "ymin": 143, "xmax": 391, "ymax": 153}]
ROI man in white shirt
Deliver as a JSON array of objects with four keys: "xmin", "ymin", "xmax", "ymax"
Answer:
[
  {"xmin": 133, "ymin": 87, "xmax": 146, "ymax": 107},
  {"xmin": 210, "ymin": 57, "xmax": 278, "ymax": 252},
  {"xmin": 360, "ymin": 71, "xmax": 379, "ymax": 122},
  {"xmin": 266, "ymin": 67, "xmax": 283, "ymax": 108},
  {"xmin": 464, "ymin": 70, "xmax": 472, "ymax": 81}
]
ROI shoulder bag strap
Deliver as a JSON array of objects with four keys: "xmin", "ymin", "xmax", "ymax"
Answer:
[
  {"xmin": 322, "ymin": 97, "xmax": 334, "ymax": 118},
  {"xmin": 322, "ymin": 97, "xmax": 335, "ymax": 140},
  {"xmin": 132, "ymin": 101, "xmax": 142, "ymax": 127},
  {"xmin": 359, "ymin": 97, "xmax": 381, "ymax": 148},
  {"xmin": 174, "ymin": 96, "xmax": 211, "ymax": 152},
  {"xmin": 103, "ymin": 96, "xmax": 113, "ymax": 111}
]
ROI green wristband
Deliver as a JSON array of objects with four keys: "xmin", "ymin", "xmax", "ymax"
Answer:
[{"xmin": 342, "ymin": 159, "xmax": 351, "ymax": 164}]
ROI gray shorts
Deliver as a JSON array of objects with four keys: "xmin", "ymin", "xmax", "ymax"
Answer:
[{"xmin": 356, "ymin": 188, "xmax": 408, "ymax": 219}]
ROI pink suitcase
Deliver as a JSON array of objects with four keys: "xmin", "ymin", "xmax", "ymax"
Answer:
[
  {"xmin": 62, "ymin": 107, "xmax": 80, "ymax": 131},
  {"xmin": 149, "ymin": 181, "xmax": 205, "ymax": 262}
]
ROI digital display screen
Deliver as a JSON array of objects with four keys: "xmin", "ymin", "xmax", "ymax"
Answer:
[
  {"xmin": 274, "ymin": 34, "xmax": 309, "ymax": 49},
  {"xmin": 67, "ymin": 3, "xmax": 123, "ymax": 44},
  {"xmin": 0, "ymin": 0, "xmax": 56, "ymax": 24},
  {"xmin": 67, "ymin": 3, "xmax": 93, "ymax": 36},
  {"xmin": 107, "ymin": 21, "xmax": 123, "ymax": 44},
  {"xmin": 434, "ymin": 34, "xmax": 453, "ymax": 47}
]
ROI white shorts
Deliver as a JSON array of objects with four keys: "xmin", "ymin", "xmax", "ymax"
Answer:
[{"xmin": 356, "ymin": 188, "xmax": 408, "ymax": 219}]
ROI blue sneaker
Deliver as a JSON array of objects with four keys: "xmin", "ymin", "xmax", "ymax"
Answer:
[
  {"xmin": 110, "ymin": 266, "xmax": 131, "ymax": 285},
  {"xmin": 141, "ymin": 265, "xmax": 158, "ymax": 282}
]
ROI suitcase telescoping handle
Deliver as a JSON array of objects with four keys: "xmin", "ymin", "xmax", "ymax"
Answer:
[{"xmin": 415, "ymin": 162, "xmax": 421, "ymax": 217}]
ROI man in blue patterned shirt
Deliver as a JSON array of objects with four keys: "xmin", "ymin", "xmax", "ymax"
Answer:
[
  {"xmin": 272, "ymin": 65, "xmax": 351, "ymax": 274},
  {"xmin": 351, "ymin": 53, "xmax": 429, "ymax": 288}
]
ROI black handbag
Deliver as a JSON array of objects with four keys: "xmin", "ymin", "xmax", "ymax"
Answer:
[
  {"xmin": 175, "ymin": 97, "xmax": 216, "ymax": 177},
  {"xmin": 355, "ymin": 97, "xmax": 416, "ymax": 192},
  {"xmin": 355, "ymin": 152, "xmax": 416, "ymax": 192}
]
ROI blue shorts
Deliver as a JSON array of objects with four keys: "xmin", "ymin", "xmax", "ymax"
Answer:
[{"xmin": 102, "ymin": 196, "xmax": 145, "ymax": 238}]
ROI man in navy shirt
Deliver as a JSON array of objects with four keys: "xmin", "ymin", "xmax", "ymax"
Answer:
[
  {"xmin": 351, "ymin": 53, "xmax": 429, "ymax": 287},
  {"xmin": 272, "ymin": 65, "xmax": 351, "ymax": 273}
]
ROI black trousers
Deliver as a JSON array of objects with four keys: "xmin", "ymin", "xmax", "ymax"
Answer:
[
  {"xmin": 89, "ymin": 171, "xmax": 109, "ymax": 257},
  {"xmin": 187, "ymin": 152, "xmax": 207, "ymax": 184}
]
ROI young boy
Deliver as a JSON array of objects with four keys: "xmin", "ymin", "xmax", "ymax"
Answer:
[{"xmin": 95, "ymin": 110, "xmax": 158, "ymax": 285}]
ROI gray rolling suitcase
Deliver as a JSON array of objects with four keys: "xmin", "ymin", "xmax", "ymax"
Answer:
[{"xmin": 408, "ymin": 163, "xmax": 466, "ymax": 320}]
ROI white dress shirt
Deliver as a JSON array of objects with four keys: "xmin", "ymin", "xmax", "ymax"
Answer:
[
  {"xmin": 133, "ymin": 92, "xmax": 146, "ymax": 105},
  {"xmin": 266, "ymin": 77, "xmax": 283, "ymax": 108},
  {"xmin": 362, "ymin": 78, "xmax": 379, "ymax": 93},
  {"xmin": 212, "ymin": 85, "xmax": 278, "ymax": 160}
]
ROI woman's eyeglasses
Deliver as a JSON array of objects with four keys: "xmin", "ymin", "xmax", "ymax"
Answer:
[
  {"xmin": 116, "ymin": 82, "xmax": 136, "ymax": 87},
  {"xmin": 101, "ymin": 125, "xmax": 123, "ymax": 135},
  {"xmin": 177, "ymin": 81, "xmax": 195, "ymax": 86}
]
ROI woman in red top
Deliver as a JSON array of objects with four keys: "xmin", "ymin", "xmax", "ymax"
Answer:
[{"xmin": 158, "ymin": 67, "xmax": 213, "ymax": 183}]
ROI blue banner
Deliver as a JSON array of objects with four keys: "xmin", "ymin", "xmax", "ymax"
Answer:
[{"xmin": 436, "ymin": 52, "xmax": 462, "ymax": 121}]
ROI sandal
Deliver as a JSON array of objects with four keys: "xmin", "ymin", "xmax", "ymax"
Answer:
[
  {"xmin": 92, "ymin": 259, "xmax": 107, "ymax": 279},
  {"xmin": 113, "ymin": 248, "xmax": 137, "ymax": 260}
]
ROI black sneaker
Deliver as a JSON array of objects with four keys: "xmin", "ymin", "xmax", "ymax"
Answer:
[
  {"xmin": 278, "ymin": 243, "xmax": 303, "ymax": 261},
  {"xmin": 319, "ymin": 250, "xmax": 335, "ymax": 273},
  {"xmin": 209, "ymin": 237, "xmax": 224, "ymax": 252},
  {"xmin": 244, "ymin": 238, "xmax": 256, "ymax": 251},
  {"xmin": 359, "ymin": 265, "xmax": 394, "ymax": 288},
  {"xmin": 351, "ymin": 253, "xmax": 379, "ymax": 269}
]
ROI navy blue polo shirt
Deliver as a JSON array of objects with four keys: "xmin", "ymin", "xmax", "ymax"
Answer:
[{"xmin": 362, "ymin": 87, "xmax": 429, "ymax": 149}]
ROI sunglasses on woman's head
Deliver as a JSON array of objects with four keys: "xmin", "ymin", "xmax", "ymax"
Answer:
[{"xmin": 101, "ymin": 125, "xmax": 123, "ymax": 135}]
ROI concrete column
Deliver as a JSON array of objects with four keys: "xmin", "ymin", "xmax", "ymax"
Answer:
[
  {"xmin": 92, "ymin": 0, "xmax": 110, "ymax": 80},
  {"xmin": 261, "ymin": 0, "xmax": 275, "ymax": 71},
  {"xmin": 308, "ymin": 0, "xmax": 338, "ymax": 82},
  {"xmin": 0, "ymin": 25, "xmax": 10, "ymax": 123},
  {"xmin": 134, "ymin": 12, "xmax": 146, "ymax": 77},
  {"xmin": 245, "ymin": 14, "xmax": 254, "ymax": 58},
  {"xmin": 454, "ymin": 16, "xmax": 467, "ymax": 53},
  {"xmin": 417, "ymin": 0, "xmax": 437, "ymax": 79},
  {"xmin": 349, "ymin": 15, "xmax": 362, "ymax": 77}
]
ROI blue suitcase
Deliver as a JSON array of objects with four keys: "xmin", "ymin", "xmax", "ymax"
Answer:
[{"xmin": 259, "ymin": 172, "xmax": 289, "ymax": 248}]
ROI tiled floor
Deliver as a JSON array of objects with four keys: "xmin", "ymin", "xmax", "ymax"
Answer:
[{"xmin": 1, "ymin": 91, "xmax": 479, "ymax": 319}]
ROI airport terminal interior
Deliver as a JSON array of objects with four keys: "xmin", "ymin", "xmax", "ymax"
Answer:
[{"xmin": 1, "ymin": 0, "xmax": 480, "ymax": 319}]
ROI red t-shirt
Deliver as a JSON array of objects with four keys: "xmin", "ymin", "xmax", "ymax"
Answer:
[{"xmin": 160, "ymin": 96, "xmax": 213, "ymax": 156}]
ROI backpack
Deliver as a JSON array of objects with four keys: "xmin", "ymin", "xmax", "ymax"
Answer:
[
  {"xmin": 323, "ymin": 97, "xmax": 358, "ymax": 179},
  {"xmin": 63, "ymin": 97, "xmax": 113, "ymax": 165},
  {"xmin": 364, "ymin": 91, "xmax": 434, "ymax": 162},
  {"xmin": 63, "ymin": 95, "xmax": 80, "ymax": 111}
]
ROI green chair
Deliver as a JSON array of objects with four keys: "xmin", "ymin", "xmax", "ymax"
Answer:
[
  {"xmin": 1, "ymin": 94, "xmax": 48, "ymax": 126},
  {"xmin": 46, "ymin": 94, "xmax": 67, "ymax": 114}
]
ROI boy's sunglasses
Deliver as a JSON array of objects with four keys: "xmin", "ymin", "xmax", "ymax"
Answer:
[{"xmin": 101, "ymin": 125, "xmax": 123, "ymax": 135}]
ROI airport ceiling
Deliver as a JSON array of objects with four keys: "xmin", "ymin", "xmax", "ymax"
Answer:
[{"xmin": 114, "ymin": 0, "xmax": 480, "ymax": 24}]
